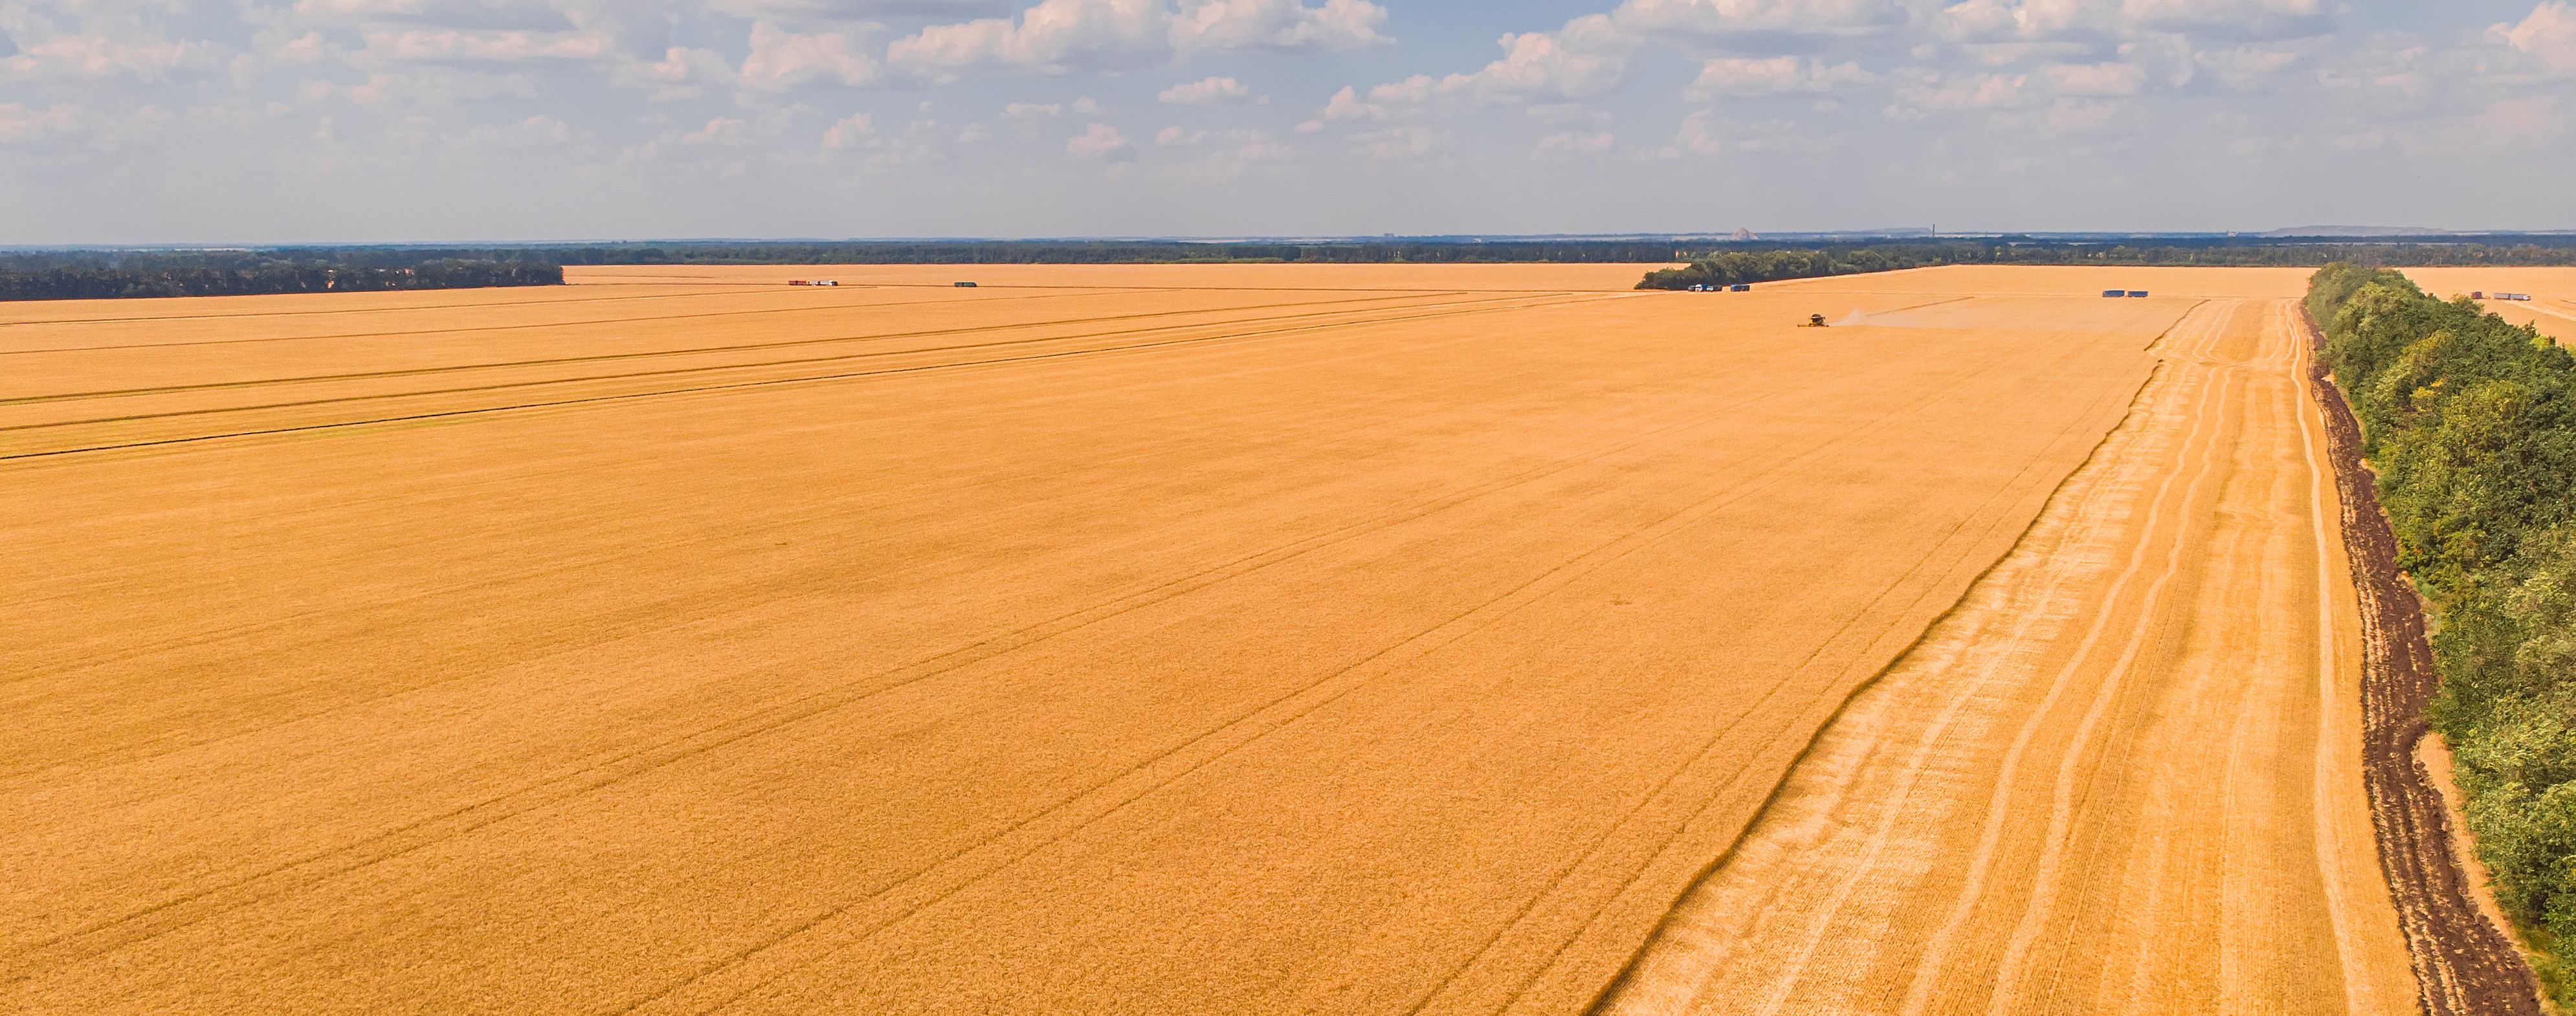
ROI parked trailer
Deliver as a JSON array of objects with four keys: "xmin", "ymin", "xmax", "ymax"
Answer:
[
  {"xmin": 2499, "ymin": 293, "xmax": 2534, "ymax": 301},
  {"xmin": 2104, "ymin": 290, "xmax": 2126, "ymax": 298},
  {"xmin": 954, "ymin": 282, "xmax": 978, "ymax": 287},
  {"xmin": 1731, "ymin": 284, "xmax": 1751, "ymax": 292},
  {"xmin": 2128, "ymin": 291, "xmax": 2149, "ymax": 298}
]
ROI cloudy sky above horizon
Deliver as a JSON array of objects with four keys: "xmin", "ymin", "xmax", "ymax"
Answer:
[{"xmin": 3, "ymin": 0, "xmax": 2571, "ymax": 244}]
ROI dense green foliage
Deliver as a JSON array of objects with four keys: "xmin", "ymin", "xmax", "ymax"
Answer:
[
  {"xmin": 1641, "ymin": 237, "xmax": 2576, "ymax": 290},
  {"xmin": 2310, "ymin": 262, "xmax": 2576, "ymax": 1005},
  {"xmin": 0, "ymin": 248, "xmax": 562, "ymax": 301},
  {"xmin": 1638, "ymin": 247, "xmax": 1937, "ymax": 288}
]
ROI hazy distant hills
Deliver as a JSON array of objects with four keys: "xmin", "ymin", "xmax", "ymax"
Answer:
[{"xmin": 2261, "ymin": 225, "xmax": 2454, "ymax": 237}]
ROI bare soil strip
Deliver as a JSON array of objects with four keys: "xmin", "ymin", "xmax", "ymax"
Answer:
[
  {"xmin": 2298, "ymin": 308, "xmax": 2546, "ymax": 1016},
  {"xmin": 1595, "ymin": 299, "xmax": 2421, "ymax": 1015}
]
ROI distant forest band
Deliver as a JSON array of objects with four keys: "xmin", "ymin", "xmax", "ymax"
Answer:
[
  {"xmin": 0, "ymin": 260, "xmax": 562, "ymax": 302},
  {"xmin": 7, "ymin": 237, "xmax": 2576, "ymax": 301}
]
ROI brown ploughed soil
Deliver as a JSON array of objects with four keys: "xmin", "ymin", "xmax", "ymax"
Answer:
[
  {"xmin": 1598, "ymin": 295, "xmax": 2426, "ymax": 1015},
  {"xmin": 2296, "ymin": 309, "xmax": 2546, "ymax": 1016},
  {"xmin": 6, "ymin": 265, "xmax": 2174, "ymax": 1014}
]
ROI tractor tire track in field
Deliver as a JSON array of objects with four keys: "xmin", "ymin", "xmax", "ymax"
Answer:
[
  {"xmin": 0, "ymin": 287, "xmax": 1418, "ymax": 362},
  {"xmin": 0, "ymin": 285, "xmax": 812, "ymax": 329},
  {"xmin": 2298, "ymin": 307, "xmax": 2544, "ymax": 1016},
  {"xmin": 1, "ymin": 268, "xmax": 2236, "ymax": 1015},
  {"xmin": 0, "ymin": 291, "xmax": 1530, "ymax": 418},
  {"xmin": 0, "ymin": 304, "xmax": 1805, "ymax": 971},
  {"xmin": 0, "ymin": 292, "xmax": 1626, "ymax": 460},
  {"xmin": 645, "ymin": 318, "xmax": 2062, "ymax": 1016}
]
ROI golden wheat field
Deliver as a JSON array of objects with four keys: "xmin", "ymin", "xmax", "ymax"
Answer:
[
  {"xmin": 2397, "ymin": 267, "xmax": 2576, "ymax": 343},
  {"xmin": 3, "ymin": 265, "xmax": 2410, "ymax": 1014}
]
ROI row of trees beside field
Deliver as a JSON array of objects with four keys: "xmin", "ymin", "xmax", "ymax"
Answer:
[
  {"xmin": 1639, "ymin": 239, "xmax": 2576, "ymax": 289},
  {"xmin": 1637, "ymin": 248, "xmax": 1930, "ymax": 288},
  {"xmin": 0, "ymin": 258, "xmax": 562, "ymax": 301},
  {"xmin": 2310, "ymin": 263, "xmax": 2576, "ymax": 1008}
]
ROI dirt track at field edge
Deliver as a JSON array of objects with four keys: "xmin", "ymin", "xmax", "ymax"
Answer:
[{"xmin": 2302, "ymin": 307, "xmax": 2544, "ymax": 1016}]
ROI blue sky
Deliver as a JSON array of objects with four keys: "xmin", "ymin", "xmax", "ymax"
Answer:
[{"xmin": 2, "ymin": 0, "xmax": 2570, "ymax": 243}]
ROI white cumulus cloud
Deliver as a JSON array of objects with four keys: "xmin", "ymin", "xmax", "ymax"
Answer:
[
  {"xmin": 737, "ymin": 21, "xmax": 881, "ymax": 89},
  {"xmin": 1893, "ymin": 69, "xmax": 2033, "ymax": 113},
  {"xmin": 1685, "ymin": 55, "xmax": 1873, "ymax": 97},
  {"xmin": 1610, "ymin": 0, "xmax": 1905, "ymax": 39},
  {"xmin": 1, "ymin": 32, "xmax": 224, "ymax": 82},
  {"xmin": 1159, "ymin": 74, "xmax": 1250, "ymax": 103},
  {"xmin": 890, "ymin": 0, "xmax": 1167, "ymax": 74},
  {"xmin": 359, "ymin": 28, "xmax": 610, "ymax": 63},
  {"xmin": 2043, "ymin": 60, "xmax": 2147, "ymax": 95},
  {"xmin": 824, "ymin": 111, "xmax": 874, "ymax": 149},
  {"xmin": 2497, "ymin": 2, "xmax": 2576, "ymax": 70},
  {"xmin": 1168, "ymin": 0, "xmax": 1389, "ymax": 51},
  {"xmin": 1004, "ymin": 95, "xmax": 1102, "ymax": 117},
  {"xmin": 1065, "ymin": 120, "xmax": 1135, "ymax": 158},
  {"xmin": 1940, "ymin": 0, "xmax": 2326, "ymax": 42},
  {"xmin": 887, "ymin": 0, "xmax": 1385, "ymax": 75},
  {"xmin": 1332, "ymin": 22, "xmax": 1627, "ymax": 118}
]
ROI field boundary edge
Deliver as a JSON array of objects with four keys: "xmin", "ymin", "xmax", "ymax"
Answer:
[
  {"xmin": 1576, "ymin": 346, "xmax": 2175, "ymax": 1015},
  {"xmin": 2298, "ymin": 305, "xmax": 2546, "ymax": 1016}
]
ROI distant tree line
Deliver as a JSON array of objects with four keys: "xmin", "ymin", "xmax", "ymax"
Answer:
[
  {"xmin": 523, "ymin": 240, "xmax": 1700, "ymax": 265},
  {"xmin": 1638, "ymin": 239, "xmax": 2576, "ymax": 289},
  {"xmin": 0, "ymin": 253, "xmax": 562, "ymax": 302},
  {"xmin": 2311, "ymin": 263, "xmax": 2576, "ymax": 1008},
  {"xmin": 10, "ymin": 238, "xmax": 2575, "ymax": 300},
  {"xmin": 429, "ymin": 236, "xmax": 2576, "ymax": 271}
]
